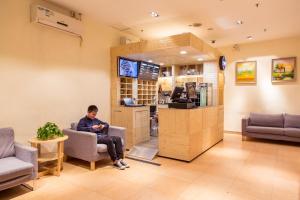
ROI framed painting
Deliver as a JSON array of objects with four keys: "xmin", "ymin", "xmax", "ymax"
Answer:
[
  {"xmin": 272, "ymin": 57, "xmax": 297, "ymax": 83},
  {"xmin": 236, "ymin": 61, "xmax": 257, "ymax": 84}
]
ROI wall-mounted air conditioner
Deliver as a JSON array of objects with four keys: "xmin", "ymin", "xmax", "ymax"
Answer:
[{"xmin": 31, "ymin": 4, "xmax": 83, "ymax": 38}]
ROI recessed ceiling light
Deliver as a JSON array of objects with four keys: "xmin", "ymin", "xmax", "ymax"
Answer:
[
  {"xmin": 247, "ymin": 36, "xmax": 253, "ymax": 40},
  {"xmin": 255, "ymin": 1, "xmax": 262, "ymax": 8},
  {"xmin": 188, "ymin": 23, "xmax": 202, "ymax": 27},
  {"xmin": 180, "ymin": 50, "xmax": 187, "ymax": 55},
  {"xmin": 159, "ymin": 63, "xmax": 164, "ymax": 66},
  {"xmin": 148, "ymin": 60, "xmax": 153, "ymax": 63},
  {"xmin": 197, "ymin": 58, "xmax": 204, "ymax": 61},
  {"xmin": 150, "ymin": 11, "xmax": 159, "ymax": 18},
  {"xmin": 236, "ymin": 20, "xmax": 243, "ymax": 25}
]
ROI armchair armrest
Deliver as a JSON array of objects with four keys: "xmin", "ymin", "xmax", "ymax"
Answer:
[
  {"xmin": 14, "ymin": 143, "xmax": 38, "ymax": 179},
  {"xmin": 108, "ymin": 126, "xmax": 126, "ymax": 150},
  {"xmin": 63, "ymin": 129, "xmax": 98, "ymax": 162},
  {"xmin": 242, "ymin": 118, "xmax": 249, "ymax": 134}
]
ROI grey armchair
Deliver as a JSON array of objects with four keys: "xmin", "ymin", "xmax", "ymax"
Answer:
[
  {"xmin": 63, "ymin": 123, "xmax": 126, "ymax": 170},
  {"xmin": 0, "ymin": 128, "xmax": 37, "ymax": 191}
]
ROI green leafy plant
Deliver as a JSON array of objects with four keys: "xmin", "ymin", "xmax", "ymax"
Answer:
[{"xmin": 37, "ymin": 122, "xmax": 64, "ymax": 140}]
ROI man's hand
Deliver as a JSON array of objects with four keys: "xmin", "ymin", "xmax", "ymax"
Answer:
[
  {"xmin": 92, "ymin": 125, "xmax": 100, "ymax": 130},
  {"xmin": 99, "ymin": 124, "xmax": 105, "ymax": 130}
]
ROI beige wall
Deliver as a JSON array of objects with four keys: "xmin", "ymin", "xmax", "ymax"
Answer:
[
  {"xmin": 0, "ymin": 0, "xmax": 137, "ymax": 143},
  {"xmin": 220, "ymin": 36, "xmax": 300, "ymax": 132}
]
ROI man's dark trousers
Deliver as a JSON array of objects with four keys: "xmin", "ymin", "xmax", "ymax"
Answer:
[{"xmin": 97, "ymin": 135, "xmax": 124, "ymax": 161}]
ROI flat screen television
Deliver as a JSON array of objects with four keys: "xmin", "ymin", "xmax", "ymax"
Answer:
[
  {"xmin": 118, "ymin": 57, "xmax": 138, "ymax": 78},
  {"xmin": 138, "ymin": 61, "xmax": 160, "ymax": 80}
]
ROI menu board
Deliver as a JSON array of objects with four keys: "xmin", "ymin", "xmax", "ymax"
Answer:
[{"xmin": 138, "ymin": 62, "xmax": 160, "ymax": 80}]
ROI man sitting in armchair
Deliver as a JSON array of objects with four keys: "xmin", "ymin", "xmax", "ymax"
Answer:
[{"xmin": 77, "ymin": 105, "xmax": 129, "ymax": 170}]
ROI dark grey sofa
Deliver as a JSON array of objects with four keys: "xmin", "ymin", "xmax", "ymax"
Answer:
[
  {"xmin": 63, "ymin": 123, "xmax": 126, "ymax": 170},
  {"xmin": 242, "ymin": 113, "xmax": 300, "ymax": 142},
  {"xmin": 0, "ymin": 128, "xmax": 38, "ymax": 191}
]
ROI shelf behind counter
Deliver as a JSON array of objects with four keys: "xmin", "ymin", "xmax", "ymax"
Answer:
[{"xmin": 158, "ymin": 105, "xmax": 224, "ymax": 161}]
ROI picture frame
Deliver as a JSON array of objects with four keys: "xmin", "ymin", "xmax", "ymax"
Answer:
[
  {"xmin": 271, "ymin": 57, "xmax": 297, "ymax": 83},
  {"xmin": 235, "ymin": 61, "xmax": 257, "ymax": 84}
]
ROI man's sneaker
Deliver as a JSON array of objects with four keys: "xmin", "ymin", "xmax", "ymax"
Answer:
[
  {"xmin": 120, "ymin": 159, "xmax": 130, "ymax": 168},
  {"xmin": 114, "ymin": 160, "xmax": 126, "ymax": 170}
]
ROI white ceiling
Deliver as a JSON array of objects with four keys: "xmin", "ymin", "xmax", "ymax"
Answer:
[{"xmin": 49, "ymin": 0, "xmax": 300, "ymax": 47}]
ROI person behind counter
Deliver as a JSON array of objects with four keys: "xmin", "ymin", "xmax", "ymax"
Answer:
[{"xmin": 77, "ymin": 105, "xmax": 129, "ymax": 170}]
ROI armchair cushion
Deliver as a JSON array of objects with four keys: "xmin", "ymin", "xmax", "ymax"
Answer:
[
  {"xmin": 96, "ymin": 138, "xmax": 124, "ymax": 153},
  {"xmin": 97, "ymin": 144, "xmax": 108, "ymax": 153},
  {"xmin": 0, "ymin": 128, "xmax": 15, "ymax": 159},
  {"xmin": 71, "ymin": 123, "xmax": 78, "ymax": 130},
  {"xmin": 0, "ymin": 157, "xmax": 33, "ymax": 183}
]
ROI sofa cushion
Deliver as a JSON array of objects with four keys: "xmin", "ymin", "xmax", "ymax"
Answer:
[
  {"xmin": 97, "ymin": 144, "xmax": 108, "ymax": 153},
  {"xmin": 284, "ymin": 114, "xmax": 300, "ymax": 128},
  {"xmin": 246, "ymin": 126, "xmax": 284, "ymax": 136},
  {"xmin": 96, "ymin": 138, "xmax": 125, "ymax": 153},
  {"xmin": 284, "ymin": 128, "xmax": 300, "ymax": 138},
  {"xmin": 0, "ymin": 157, "xmax": 33, "ymax": 183},
  {"xmin": 249, "ymin": 113, "xmax": 284, "ymax": 128},
  {"xmin": 0, "ymin": 128, "xmax": 15, "ymax": 159},
  {"xmin": 71, "ymin": 123, "xmax": 78, "ymax": 130}
]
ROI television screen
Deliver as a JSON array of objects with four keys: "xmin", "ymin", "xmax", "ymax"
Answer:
[
  {"xmin": 138, "ymin": 62, "xmax": 160, "ymax": 80},
  {"xmin": 118, "ymin": 57, "xmax": 138, "ymax": 78}
]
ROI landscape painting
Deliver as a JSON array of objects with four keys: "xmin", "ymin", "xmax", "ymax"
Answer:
[
  {"xmin": 236, "ymin": 61, "xmax": 257, "ymax": 84},
  {"xmin": 272, "ymin": 57, "xmax": 296, "ymax": 83}
]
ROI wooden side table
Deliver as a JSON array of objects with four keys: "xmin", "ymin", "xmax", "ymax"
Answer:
[{"xmin": 29, "ymin": 136, "xmax": 68, "ymax": 178}]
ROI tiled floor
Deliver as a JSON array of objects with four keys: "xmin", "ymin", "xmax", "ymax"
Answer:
[{"xmin": 1, "ymin": 133, "xmax": 300, "ymax": 200}]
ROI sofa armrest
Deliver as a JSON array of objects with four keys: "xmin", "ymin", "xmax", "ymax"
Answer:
[
  {"xmin": 108, "ymin": 126, "xmax": 126, "ymax": 149},
  {"xmin": 14, "ymin": 143, "xmax": 38, "ymax": 179},
  {"xmin": 242, "ymin": 118, "xmax": 249, "ymax": 134},
  {"xmin": 63, "ymin": 129, "xmax": 98, "ymax": 162}
]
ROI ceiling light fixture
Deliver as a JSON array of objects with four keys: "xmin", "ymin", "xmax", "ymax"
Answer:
[
  {"xmin": 148, "ymin": 60, "xmax": 153, "ymax": 63},
  {"xmin": 150, "ymin": 11, "xmax": 160, "ymax": 18},
  {"xmin": 159, "ymin": 63, "xmax": 164, "ymax": 66},
  {"xmin": 197, "ymin": 58, "xmax": 204, "ymax": 61},
  {"xmin": 236, "ymin": 20, "xmax": 243, "ymax": 25},
  {"xmin": 207, "ymin": 27, "xmax": 214, "ymax": 31},
  {"xmin": 247, "ymin": 36, "xmax": 253, "ymax": 40},
  {"xmin": 189, "ymin": 23, "xmax": 202, "ymax": 27},
  {"xmin": 180, "ymin": 50, "xmax": 187, "ymax": 55},
  {"xmin": 255, "ymin": 1, "xmax": 262, "ymax": 8}
]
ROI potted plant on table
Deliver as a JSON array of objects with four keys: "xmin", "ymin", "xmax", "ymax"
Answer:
[{"xmin": 37, "ymin": 122, "xmax": 64, "ymax": 140}]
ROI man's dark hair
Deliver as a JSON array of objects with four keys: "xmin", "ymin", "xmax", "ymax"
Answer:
[{"xmin": 88, "ymin": 105, "xmax": 98, "ymax": 113}]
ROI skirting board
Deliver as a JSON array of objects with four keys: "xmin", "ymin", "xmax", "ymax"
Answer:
[{"xmin": 224, "ymin": 131, "xmax": 241, "ymax": 135}]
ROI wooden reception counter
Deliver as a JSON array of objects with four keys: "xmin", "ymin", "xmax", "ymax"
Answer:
[
  {"xmin": 112, "ymin": 106, "xmax": 150, "ymax": 149},
  {"xmin": 158, "ymin": 105, "xmax": 224, "ymax": 161}
]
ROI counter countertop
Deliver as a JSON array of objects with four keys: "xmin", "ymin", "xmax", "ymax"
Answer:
[{"xmin": 157, "ymin": 105, "xmax": 218, "ymax": 110}]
